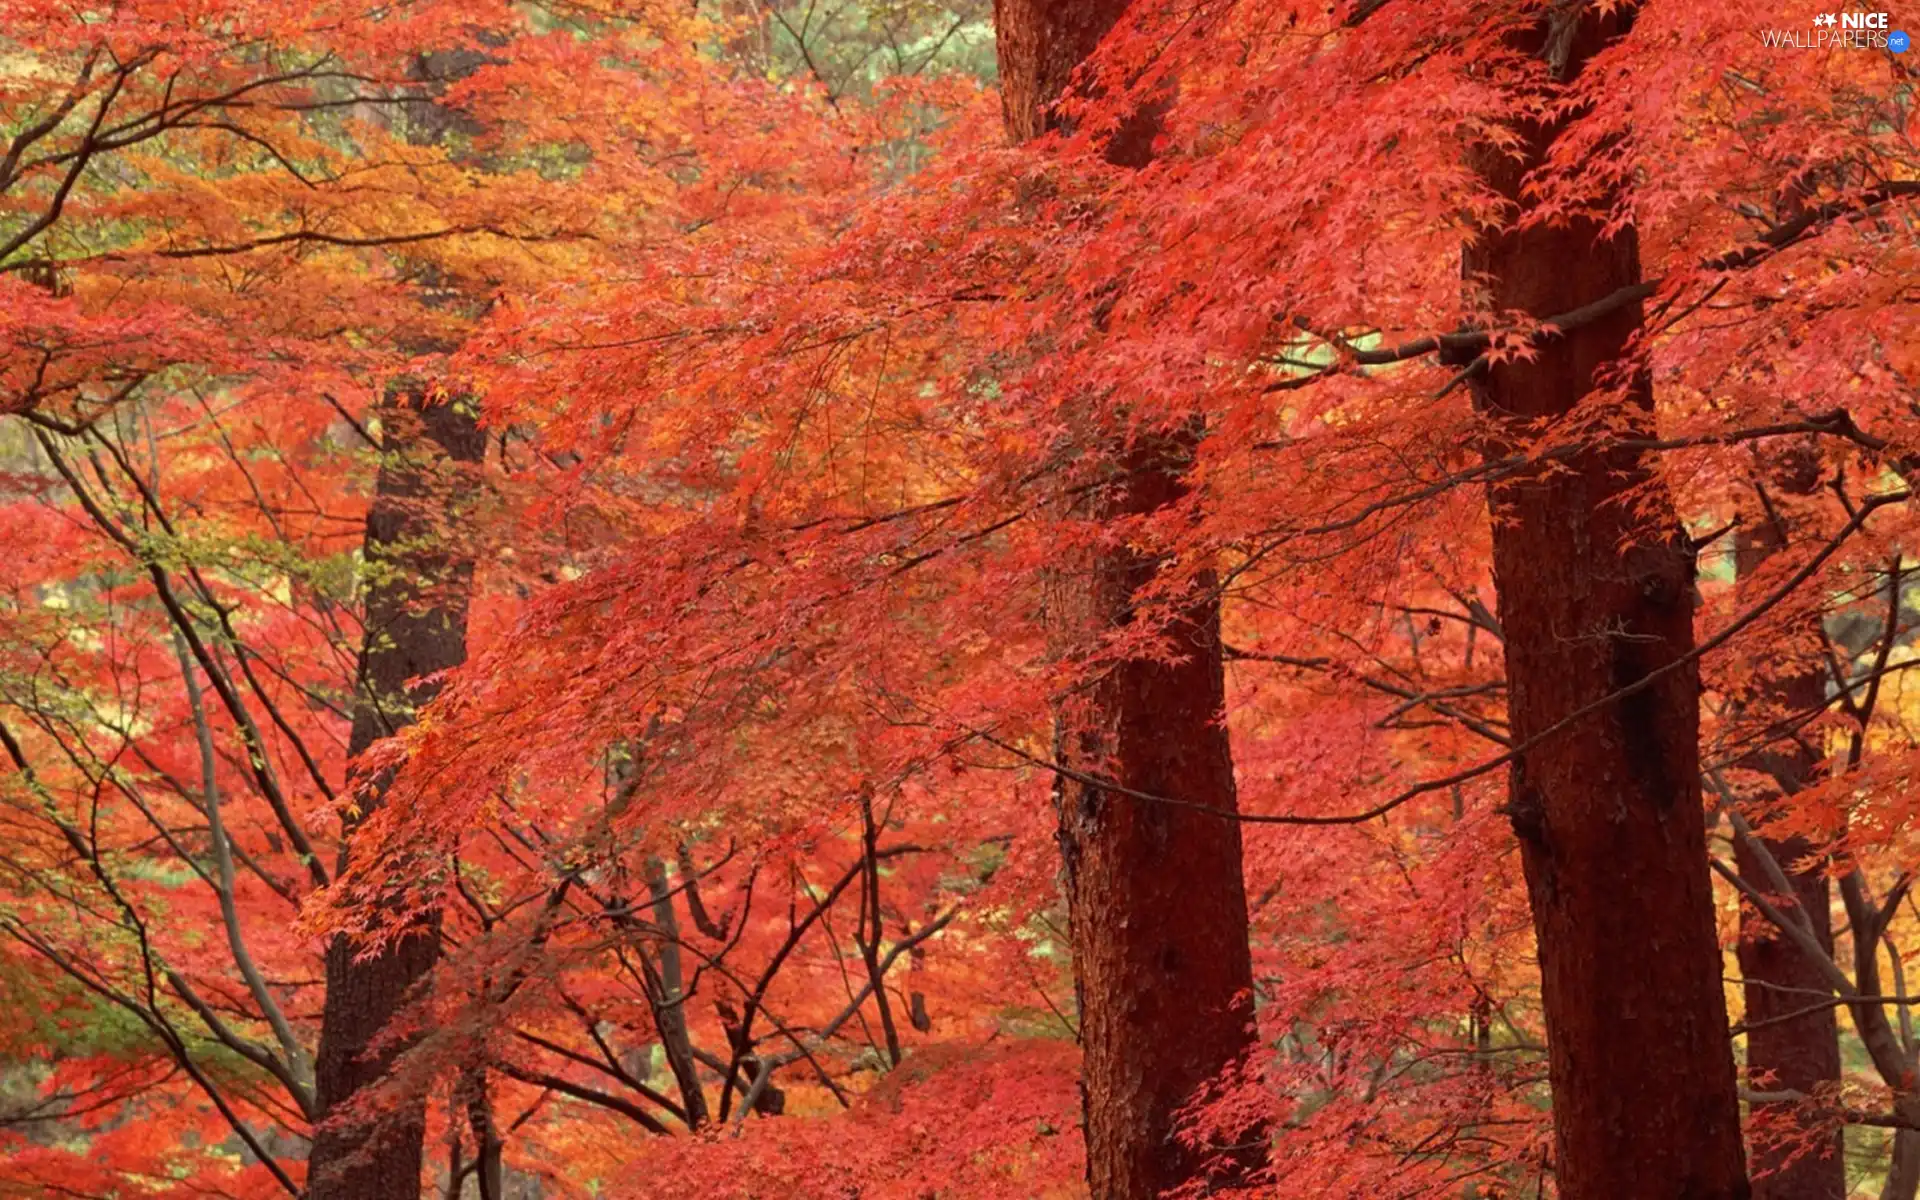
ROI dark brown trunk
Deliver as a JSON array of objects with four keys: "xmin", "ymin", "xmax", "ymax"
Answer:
[
  {"xmin": 1734, "ymin": 450, "xmax": 1844, "ymax": 1200},
  {"xmin": 995, "ymin": 0, "xmax": 1127, "ymax": 144},
  {"xmin": 1048, "ymin": 443, "xmax": 1260, "ymax": 1198},
  {"xmin": 1886, "ymin": 1131, "xmax": 1920, "ymax": 1200},
  {"xmin": 307, "ymin": 396, "xmax": 486, "ymax": 1200},
  {"xmin": 995, "ymin": 5, "xmax": 1258, "ymax": 1194},
  {"xmin": 459, "ymin": 1063, "xmax": 505, "ymax": 1200},
  {"xmin": 1459, "ymin": 7, "xmax": 1749, "ymax": 1198},
  {"xmin": 643, "ymin": 857, "xmax": 711, "ymax": 1130}
]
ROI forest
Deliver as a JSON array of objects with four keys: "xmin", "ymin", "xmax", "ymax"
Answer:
[{"xmin": 0, "ymin": 0, "xmax": 1916, "ymax": 1196}]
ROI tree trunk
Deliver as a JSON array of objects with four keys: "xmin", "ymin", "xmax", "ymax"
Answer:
[
  {"xmin": 1734, "ymin": 449, "xmax": 1844, "ymax": 1200},
  {"xmin": 1048, "ymin": 455, "xmax": 1261, "ymax": 1198},
  {"xmin": 995, "ymin": 4, "xmax": 1261, "ymax": 1195},
  {"xmin": 1885, "ymin": 1130, "xmax": 1920, "ymax": 1200},
  {"xmin": 1457, "ymin": 7, "xmax": 1749, "ymax": 1198},
  {"xmin": 308, "ymin": 395, "xmax": 486, "ymax": 1200},
  {"xmin": 459, "ymin": 1063, "xmax": 505, "ymax": 1200},
  {"xmin": 1738, "ymin": 834, "xmax": 1843, "ymax": 1200},
  {"xmin": 643, "ymin": 856, "xmax": 711, "ymax": 1130}
]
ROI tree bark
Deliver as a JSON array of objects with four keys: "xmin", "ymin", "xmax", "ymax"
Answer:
[
  {"xmin": 308, "ymin": 44, "xmax": 496, "ymax": 1197},
  {"xmin": 995, "ymin": 0, "xmax": 1127, "ymax": 145},
  {"xmin": 307, "ymin": 395, "xmax": 486, "ymax": 1200},
  {"xmin": 1837, "ymin": 869, "xmax": 1920, "ymax": 1200},
  {"xmin": 1456, "ymin": 7, "xmax": 1749, "ymax": 1198},
  {"xmin": 1734, "ymin": 449, "xmax": 1844, "ymax": 1200},
  {"xmin": 994, "ymin": 3, "xmax": 1261, "ymax": 1195},
  {"xmin": 459, "ymin": 1062, "xmax": 505, "ymax": 1200},
  {"xmin": 1885, "ymin": 1129, "xmax": 1920, "ymax": 1200},
  {"xmin": 1737, "ymin": 834, "xmax": 1844, "ymax": 1200},
  {"xmin": 643, "ymin": 856, "xmax": 711, "ymax": 1130},
  {"xmin": 1047, "ymin": 447, "xmax": 1261, "ymax": 1198}
]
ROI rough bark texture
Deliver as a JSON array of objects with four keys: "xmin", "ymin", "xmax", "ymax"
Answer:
[
  {"xmin": 1049, "ymin": 438, "xmax": 1260, "ymax": 1199},
  {"xmin": 1734, "ymin": 448, "xmax": 1844, "ymax": 1200},
  {"xmin": 308, "ymin": 46, "xmax": 494, "ymax": 1197},
  {"xmin": 307, "ymin": 396, "xmax": 486, "ymax": 1200},
  {"xmin": 1458, "ymin": 7, "xmax": 1750, "ymax": 1198},
  {"xmin": 993, "ymin": 0, "xmax": 1132, "ymax": 146},
  {"xmin": 995, "ymin": 5, "xmax": 1259, "ymax": 1194}
]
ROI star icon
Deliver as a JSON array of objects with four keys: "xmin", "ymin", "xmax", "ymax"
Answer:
[{"xmin": 1820, "ymin": 12, "xmax": 1838, "ymax": 25}]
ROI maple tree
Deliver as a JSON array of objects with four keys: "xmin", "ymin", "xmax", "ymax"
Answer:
[
  {"xmin": 993, "ymin": 0, "xmax": 1262, "ymax": 1194},
  {"xmin": 5, "ymin": 0, "xmax": 1920, "ymax": 1197}
]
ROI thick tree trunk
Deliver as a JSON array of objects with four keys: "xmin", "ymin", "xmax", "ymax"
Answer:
[
  {"xmin": 1458, "ymin": 8, "xmax": 1749, "ymax": 1199},
  {"xmin": 995, "ymin": 4, "xmax": 1260, "ymax": 1195},
  {"xmin": 995, "ymin": 0, "xmax": 1126, "ymax": 144},
  {"xmin": 1048, "ymin": 439, "xmax": 1260, "ymax": 1198},
  {"xmin": 307, "ymin": 396, "xmax": 486, "ymax": 1199},
  {"xmin": 1734, "ymin": 451, "xmax": 1844, "ymax": 1200}
]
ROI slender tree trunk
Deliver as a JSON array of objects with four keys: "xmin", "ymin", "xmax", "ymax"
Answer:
[
  {"xmin": 1885, "ymin": 1131, "xmax": 1920, "ymax": 1200},
  {"xmin": 1837, "ymin": 868, "xmax": 1920, "ymax": 1200},
  {"xmin": 643, "ymin": 857, "xmax": 710, "ymax": 1130},
  {"xmin": 1737, "ymin": 833, "xmax": 1843, "ymax": 1199},
  {"xmin": 459, "ymin": 1063, "xmax": 505, "ymax": 1200},
  {"xmin": 995, "ymin": 4, "xmax": 1261, "ymax": 1195},
  {"xmin": 1456, "ymin": 7, "xmax": 1749, "ymax": 1198},
  {"xmin": 1734, "ymin": 449, "xmax": 1844, "ymax": 1200},
  {"xmin": 308, "ymin": 395, "xmax": 486, "ymax": 1199}
]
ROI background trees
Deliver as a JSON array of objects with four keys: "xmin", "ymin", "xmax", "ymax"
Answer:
[{"xmin": 4, "ymin": 0, "xmax": 1920, "ymax": 1197}]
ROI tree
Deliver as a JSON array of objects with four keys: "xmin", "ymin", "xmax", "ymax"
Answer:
[
  {"xmin": 305, "ymin": 39, "xmax": 499, "ymax": 1198},
  {"xmin": 12, "ymin": 0, "xmax": 1920, "ymax": 1195},
  {"xmin": 1729, "ymin": 443, "xmax": 1844, "ymax": 1200},
  {"xmin": 308, "ymin": 390, "xmax": 487, "ymax": 1197},
  {"xmin": 0, "ymin": 6, "xmax": 539, "ymax": 1193},
  {"xmin": 993, "ymin": 1, "xmax": 1261, "ymax": 1195},
  {"xmin": 1452, "ymin": 5, "xmax": 1748, "ymax": 1195}
]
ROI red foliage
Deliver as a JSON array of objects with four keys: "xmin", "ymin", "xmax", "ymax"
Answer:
[{"xmin": 3, "ymin": 0, "xmax": 1919, "ymax": 1194}]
